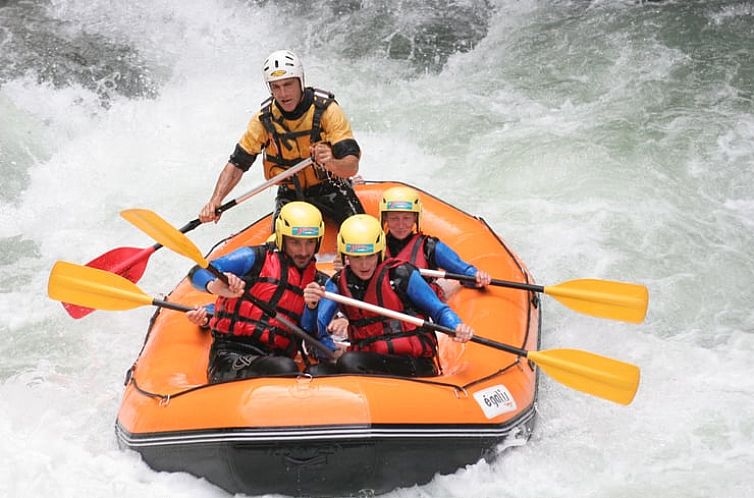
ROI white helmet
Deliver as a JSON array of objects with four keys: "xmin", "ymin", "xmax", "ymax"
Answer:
[{"xmin": 263, "ymin": 50, "xmax": 305, "ymax": 92}]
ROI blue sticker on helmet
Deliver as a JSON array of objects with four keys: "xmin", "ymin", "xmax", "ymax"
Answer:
[
  {"xmin": 345, "ymin": 243, "xmax": 374, "ymax": 253},
  {"xmin": 386, "ymin": 201, "xmax": 414, "ymax": 210},
  {"xmin": 292, "ymin": 226, "xmax": 320, "ymax": 236}
]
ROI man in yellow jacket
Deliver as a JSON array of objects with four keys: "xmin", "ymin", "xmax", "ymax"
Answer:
[{"xmin": 200, "ymin": 50, "xmax": 364, "ymax": 226}]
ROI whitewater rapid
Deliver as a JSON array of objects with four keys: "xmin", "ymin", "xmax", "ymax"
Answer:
[{"xmin": 2, "ymin": 0, "xmax": 754, "ymax": 497}]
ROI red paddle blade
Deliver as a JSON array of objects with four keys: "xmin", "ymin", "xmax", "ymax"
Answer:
[{"xmin": 62, "ymin": 246, "xmax": 155, "ymax": 318}]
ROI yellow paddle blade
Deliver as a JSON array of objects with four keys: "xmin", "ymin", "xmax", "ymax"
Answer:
[
  {"xmin": 528, "ymin": 348, "xmax": 640, "ymax": 405},
  {"xmin": 48, "ymin": 261, "xmax": 153, "ymax": 311},
  {"xmin": 544, "ymin": 278, "xmax": 649, "ymax": 323},
  {"xmin": 121, "ymin": 209, "xmax": 208, "ymax": 268}
]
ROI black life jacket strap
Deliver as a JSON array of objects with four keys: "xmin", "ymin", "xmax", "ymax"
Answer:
[
  {"xmin": 409, "ymin": 235, "xmax": 426, "ymax": 266},
  {"xmin": 349, "ymin": 315, "xmax": 389, "ymax": 328},
  {"xmin": 259, "ymin": 98, "xmax": 288, "ymax": 155},
  {"xmin": 374, "ymin": 261, "xmax": 397, "ymax": 307},
  {"xmin": 350, "ymin": 328, "xmax": 432, "ymax": 349},
  {"xmin": 310, "ymin": 89, "xmax": 335, "ymax": 143},
  {"xmin": 259, "ymin": 89, "xmax": 334, "ymax": 167}
]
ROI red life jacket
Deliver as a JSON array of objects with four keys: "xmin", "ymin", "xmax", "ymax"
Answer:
[
  {"xmin": 337, "ymin": 259, "xmax": 437, "ymax": 358},
  {"xmin": 386, "ymin": 232, "xmax": 429, "ymax": 267},
  {"xmin": 210, "ymin": 248, "xmax": 316, "ymax": 357},
  {"xmin": 386, "ymin": 232, "xmax": 445, "ymax": 301}
]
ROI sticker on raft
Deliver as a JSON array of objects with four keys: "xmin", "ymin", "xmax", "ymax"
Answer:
[{"xmin": 473, "ymin": 385, "xmax": 517, "ymax": 419}]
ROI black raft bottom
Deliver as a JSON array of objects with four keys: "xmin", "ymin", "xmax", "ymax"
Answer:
[{"xmin": 117, "ymin": 414, "xmax": 535, "ymax": 497}]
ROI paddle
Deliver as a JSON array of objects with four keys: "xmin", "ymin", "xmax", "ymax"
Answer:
[
  {"xmin": 63, "ymin": 157, "xmax": 313, "ymax": 319},
  {"xmin": 47, "ymin": 260, "xmax": 334, "ymax": 360},
  {"xmin": 49, "ymin": 260, "xmax": 208, "ymax": 314},
  {"xmin": 119, "ymin": 209, "xmax": 334, "ymax": 359},
  {"xmin": 321, "ymin": 290, "xmax": 640, "ymax": 405},
  {"xmin": 420, "ymin": 269, "xmax": 649, "ymax": 324}
]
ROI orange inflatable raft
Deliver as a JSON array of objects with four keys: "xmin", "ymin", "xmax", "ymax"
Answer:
[{"xmin": 115, "ymin": 181, "xmax": 541, "ymax": 496}]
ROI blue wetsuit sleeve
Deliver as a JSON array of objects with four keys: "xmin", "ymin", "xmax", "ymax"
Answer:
[
  {"xmin": 434, "ymin": 240, "xmax": 477, "ymax": 277},
  {"xmin": 301, "ymin": 306, "xmax": 317, "ymax": 335},
  {"xmin": 302, "ymin": 305, "xmax": 336, "ymax": 351},
  {"xmin": 310, "ymin": 279, "xmax": 341, "ymax": 353},
  {"xmin": 302, "ymin": 307, "xmax": 336, "ymax": 352},
  {"xmin": 190, "ymin": 246, "xmax": 257, "ymax": 291},
  {"xmin": 406, "ymin": 270, "xmax": 462, "ymax": 330}
]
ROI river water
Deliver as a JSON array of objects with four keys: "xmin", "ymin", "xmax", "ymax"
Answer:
[{"xmin": 1, "ymin": 1, "xmax": 753, "ymax": 496}]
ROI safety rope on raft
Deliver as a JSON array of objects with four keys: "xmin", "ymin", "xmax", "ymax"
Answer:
[
  {"xmin": 126, "ymin": 363, "xmax": 520, "ymax": 406},
  {"xmin": 462, "ymin": 361, "xmax": 519, "ymax": 391}
]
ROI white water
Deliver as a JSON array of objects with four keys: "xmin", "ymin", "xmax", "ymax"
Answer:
[{"xmin": 2, "ymin": 0, "xmax": 754, "ymax": 496}]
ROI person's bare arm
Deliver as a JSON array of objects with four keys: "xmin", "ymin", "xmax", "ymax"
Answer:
[
  {"xmin": 312, "ymin": 142, "xmax": 359, "ymax": 178},
  {"xmin": 199, "ymin": 163, "xmax": 244, "ymax": 223}
]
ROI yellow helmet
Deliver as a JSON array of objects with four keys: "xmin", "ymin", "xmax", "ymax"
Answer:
[
  {"xmin": 379, "ymin": 186, "xmax": 422, "ymax": 231},
  {"xmin": 337, "ymin": 214, "xmax": 385, "ymax": 260},
  {"xmin": 274, "ymin": 202, "xmax": 324, "ymax": 251}
]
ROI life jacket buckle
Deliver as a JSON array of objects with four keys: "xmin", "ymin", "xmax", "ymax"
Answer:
[{"xmin": 296, "ymin": 372, "xmax": 314, "ymax": 385}]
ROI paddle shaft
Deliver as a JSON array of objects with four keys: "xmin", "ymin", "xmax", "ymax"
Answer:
[
  {"xmin": 420, "ymin": 269, "xmax": 543, "ymax": 293},
  {"xmin": 205, "ymin": 263, "xmax": 230, "ymax": 285},
  {"xmin": 421, "ymin": 269, "xmax": 648, "ymax": 324},
  {"xmin": 135, "ymin": 158, "xmax": 316, "ymax": 254},
  {"xmin": 222, "ymin": 157, "xmax": 313, "ymax": 208},
  {"xmin": 245, "ymin": 294, "xmax": 334, "ymax": 360},
  {"xmin": 322, "ymin": 291, "xmax": 527, "ymax": 358},
  {"xmin": 99, "ymin": 157, "xmax": 316, "ymax": 266},
  {"xmin": 63, "ymin": 157, "xmax": 311, "ymax": 320},
  {"xmin": 118, "ymin": 207, "xmax": 334, "ymax": 357},
  {"xmin": 113, "ymin": 186, "xmax": 269, "ymax": 256},
  {"xmin": 151, "ymin": 298, "xmax": 213, "ymax": 316},
  {"xmin": 151, "ymin": 295, "xmax": 328, "ymax": 353},
  {"xmin": 201, "ymin": 274, "xmax": 333, "ymax": 359}
]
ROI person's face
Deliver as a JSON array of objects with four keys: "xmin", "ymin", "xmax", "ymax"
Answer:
[
  {"xmin": 384, "ymin": 212, "xmax": 417, "ymax": 240},
  {"xmin": 284, "ymin": 237, "xmax": 318, "ymax": 269},
  {"xmin": 347, "ymin": 254, "xmax": 380, "ymax": 280},
  {"xmin": 270, "ymin": 78, "xmax": 303, "ymax": 112}
]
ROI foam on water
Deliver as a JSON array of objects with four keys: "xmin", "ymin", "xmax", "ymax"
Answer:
[{"xmin": 1, "ymin": 0, "xmax": 753, "ymax": 496}]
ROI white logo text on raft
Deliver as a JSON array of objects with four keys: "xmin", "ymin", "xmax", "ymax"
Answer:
[{"xmin": 473, "ymin": 385, "xmax": 517, "ymax": 419}]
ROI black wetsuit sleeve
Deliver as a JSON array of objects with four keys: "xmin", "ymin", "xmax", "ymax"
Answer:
[
  {"xmin": 315, "ymin": 270, "xmax": 330, "ymax": 286},
  {"xmin": 423, "ymin": 236, "xmax": 439, "ymax": 269},
  {"xmin": 242, "ymin": 245, "xmax": 268, "ymax": 279},
  {"xmin": 228, "ymin": 143, "xmax": 257, "ymax": 172},
  {"xmin": 390, "ymin": 262, "xmax": 417, "ymax": 302},
  {"xmin": 332, "ymin": 139, "xmax": 361, "ymax": 159}
]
